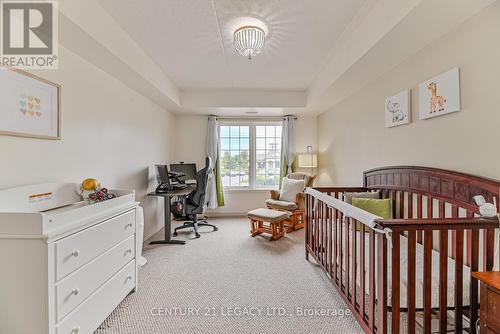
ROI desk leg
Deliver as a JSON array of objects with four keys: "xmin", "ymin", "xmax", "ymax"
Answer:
[{"xmin": 150, "ymin": 196, "xmax": 186, "ymax": 245}]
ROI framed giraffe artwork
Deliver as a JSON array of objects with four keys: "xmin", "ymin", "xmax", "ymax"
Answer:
[
  {"xmin": 419, "ymin": 67, "xmax": 460, "ymax": 120},
  {"xmin": 0, "ymin": 68, "xmax": 61, "ymax": 139}
]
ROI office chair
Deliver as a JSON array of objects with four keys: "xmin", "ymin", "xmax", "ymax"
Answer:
[{"xmin": 172, "ymin": 157, "xmax": 218, "ymax": 238}]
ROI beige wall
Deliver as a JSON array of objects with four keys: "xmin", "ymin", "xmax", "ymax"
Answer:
[
  {"xmin": 173, "ymin": 115, "xmax": 318, "ymax": 215},
  {"xmin": 0, "ymin": 46, "xmax": 176, "ymax": 239},
  {"xmin": 317, "ymin": 3, "xmax": 500, "ymax": 186}
]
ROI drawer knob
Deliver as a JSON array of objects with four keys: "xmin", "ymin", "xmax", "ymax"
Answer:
[
  {"xmin": 71, "ymin": 326, "xmax": 80, "ymax": 334},
  {"xmin": 71, "ymin": 250, "xmax": 80, "ymax": 257},
  {"xmin": 126, "ymin": 223, "xmax": 133, "ymax": 228},
  {"xmin": 72, "ymin": 288, "xmax": 80, "ymax": 296},
  {"xmin": 126, "ymin": 275, "xmax": 133, "ymax": 281},
  {"xmin": 125, "ymin": 249, "xmax": 132, "ymax": 254}
]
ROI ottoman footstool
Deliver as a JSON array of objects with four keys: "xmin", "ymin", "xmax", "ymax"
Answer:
[{"xmin": 247, "ymin": 208, "xmax": 290, "ymax": 241}]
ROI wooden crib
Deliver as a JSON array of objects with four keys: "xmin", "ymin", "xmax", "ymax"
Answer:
[{"xmin": 304, "ymin": 166, "xmax": 500, "ymax": 334}]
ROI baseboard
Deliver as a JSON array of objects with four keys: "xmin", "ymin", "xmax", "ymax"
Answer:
[
  {"xmin": 143, "ymin": 213, "xmax": 246, "ymax": 242},
  {"xmin": 205, "ymin": 212, "xmax": 247, "ymax": 218},
  {"xmin": 143, "ymin": 223, "xmax": 164, "ymax": 242}
]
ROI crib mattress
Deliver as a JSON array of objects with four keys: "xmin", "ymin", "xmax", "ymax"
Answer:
[
  {"xmin": 335, "ymin": 229, "xmax": 471, "ymax": 309},
  {"xmin": 386, "ymin": 234, "xmax": 471, "ymax": 309}
]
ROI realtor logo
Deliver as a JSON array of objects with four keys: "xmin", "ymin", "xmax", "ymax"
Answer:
[{"xmin": 1, "ymin": 0, "xmax": 58, "ymax": 69}]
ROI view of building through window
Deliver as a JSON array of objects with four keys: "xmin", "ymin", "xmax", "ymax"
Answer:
[
  {"xmin": 255, "ymin": 125, "xmax": 281, "ymax": 186},
  {"xmin": 220, "ymin": 125, "xmax": 250, "ymax": 187},
  {"xmin": 219, "ymin": 123, "xmax": 282, "ymax": 188}
]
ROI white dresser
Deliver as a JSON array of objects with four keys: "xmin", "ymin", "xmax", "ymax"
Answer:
[{"xmin": 0, "ymin": 183, "xmax": 142, "ymax": 334}]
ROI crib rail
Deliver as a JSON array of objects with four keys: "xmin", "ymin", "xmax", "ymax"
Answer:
[{"xmin": 305, "ymin": 187, "xmax": 499, "ymax": 334}]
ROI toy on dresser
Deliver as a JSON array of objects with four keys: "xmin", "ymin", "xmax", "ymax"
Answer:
[{"xmin": 77, "ymin": 178, "xmax": 116, "ymax": 202}]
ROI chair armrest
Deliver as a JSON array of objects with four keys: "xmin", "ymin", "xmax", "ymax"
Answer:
[
  {"xmin": 296, "ymin": 193, "xmax": 306, "ymax": 210},
  {"xmin": 270, "ymin": 190, "xmax": 280, "ymax": 200}
]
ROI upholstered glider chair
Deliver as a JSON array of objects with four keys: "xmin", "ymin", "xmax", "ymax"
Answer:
[{"xmin": 266, "ymin": 172, "xmax": 316, "ymax": 232}]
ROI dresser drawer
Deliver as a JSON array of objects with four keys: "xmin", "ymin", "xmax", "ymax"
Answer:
[
  {"xmin": 55, "ymin": 210, "xmax": 135, "ymax": 280},
  {"xmin": 56, "ymin": 260, "xmax": 135, "ymax": 334},
  {"xmin": 55, "ymin": 235, "xmax": 135, "ymax": 321},
  {"xmin": 486, "ymin": 287, "xmax": 500, "ymax": 333}
]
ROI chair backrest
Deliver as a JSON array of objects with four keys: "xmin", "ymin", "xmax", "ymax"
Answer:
[
  {"xmin": 190, "ymin": 157, "xmax": 211, "ymax": 208},
  {"xmin": 287, "ymin": 172, "xmax": 316, "ymax": 188}
]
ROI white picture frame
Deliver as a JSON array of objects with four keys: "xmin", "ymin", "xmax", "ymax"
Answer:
[
  {"xmin": 385, "ymin": 89, "xmax": 411, "ymax": 128},
  {"xmin": 419, "ymin": 67, "xmax": 460, "ymax": 120},
  {"xmin": 0, "ymin": 68, "xmax": 61, "ymax": 139}
]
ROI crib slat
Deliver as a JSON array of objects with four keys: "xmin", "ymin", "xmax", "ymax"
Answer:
[
  {"xmin": 423, "ymin": 230, "xmax": 433, "ymax": 333},
  {"xmin": 339, "ymin": 213, "xmax": 343, "ymax": 292},
  {"xmin": 438, "ymin": 200, "xmax": 447, "ymax": 334},
  {"xmin": 417, "ymin": 194, "xmax": 423, "ymax": 243},
  {"xmin": 321, "ymin": 203, "xmax": 328, "ymax": 268},
  {"xmin": 345, "ymin": 217, "xmax": 350, "ymax": 297},
  {"xmin": 408, "ymin": 192, "xmax": 413, "ymax": 219},
  {"xmin": 312, "ymin": 199, "xmax": 316, "ymax": 254},
  {"xmin": 391, "ymin": 231, "xmax": 400, "ymax": 334},
  {"xmin": 438, "ymin": 201, "xmax": 445, "ymax": 220},
  {"xmin": 327, "ymin": 208, "xmax": 333, "ymax": 277},
  {"xmin": 323, "ymin": 203, "xmax": 329, "ymax": 269},
  {"xmin": 427, "ymin": 196, "xmax": 433, "ymax": 219},
  {"xmin": 305, "ymin": 194, "xmax": 309, "ymax": 253},
  {"xmin": 466, "ymin": 211, "xmax": 473, "ymax": 266},
  {"xmin": 439, "ymin": 230, "xmax": 448, "ymax": 334},
  {"xmin": 407, "ymin": 230, "xmax": 416, "ymax": 334},
  {"xmin": 377, "ymin": 234, "xmax": 388, "ymax": 334},
  {"xmin": 309, "ymin": 195, "xmax": 313, "ymax": 252},
  {"xmin": 451, "ymin": 205, "xmax": 458, "ymax": 258},
  {"xmin": 454, "ymin": 230, "xmax": 464, "ymax": 332},
  {"xmin": 470, "ymin": 228, "xmax": 479, "ymax": 332},
  {"xmin": 391, "ymin": 190, "xmax": 397, "ymax": 218},
  {"xmin": 398, "ymin": 191, "xmax": 404, "ymax": 219},
  {"xmin": 318, "ymin": 202, "xmax": 322, "ymax": 264},
  {"xmin": 369, "ymin": 230, "xmax": 375, "ymax": 331},
  {"xmin": 328, "ymin": 207, "xmax": 333, "ymax": 277},
  {"xmin": 333, "ymin": 208, "xmax": 338, "ymax": 283},
  {"xmin": 318, "ymin": 202, "xmax": 322, "ymax": 265},
  {"xmin": 316, "ymin": 201, "xmax": 320, "ymax": 257},
  {"xmin": 351, "ymin": 218, "xmax": 357, "ymax": 308},
  {"xmin": 485, "ymin": 229, "xmax": 494, "ymax": 271},
  {"xmin": 360, "ymin": 224, "xmax": 366, "ymax": 318}
]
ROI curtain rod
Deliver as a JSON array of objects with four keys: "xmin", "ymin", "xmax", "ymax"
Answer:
[{"xmin": 209, "ymin": 115, "xmax": 298, "ymax": 121}]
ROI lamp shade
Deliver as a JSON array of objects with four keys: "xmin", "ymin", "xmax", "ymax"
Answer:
[{"xmin": 297, "ymin": 153, "xmax": 318, "ymax": 168}]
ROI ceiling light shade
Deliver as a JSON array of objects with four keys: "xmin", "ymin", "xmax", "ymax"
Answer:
[{"xmin": 233, "ymin": 26, "xmax": 265, "ymax": 59}]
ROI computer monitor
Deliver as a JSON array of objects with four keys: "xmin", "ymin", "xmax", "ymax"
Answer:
[
  {"xmin": 155, "ymin": 164, "xmax": 170, "ymax": 186},
  {"xmin": 169, "ymin": 163, "xmax": 197, "ymax": 182}
]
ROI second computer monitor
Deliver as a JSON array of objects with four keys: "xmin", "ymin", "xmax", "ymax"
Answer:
[{"xmin": 169, "ymin": 163, "xmax": 197, "ymax": 182}]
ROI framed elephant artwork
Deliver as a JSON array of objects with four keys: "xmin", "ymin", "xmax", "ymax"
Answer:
[{"xmin": 385, "ymin": 89, "xmax": 411, "ymax": 128}]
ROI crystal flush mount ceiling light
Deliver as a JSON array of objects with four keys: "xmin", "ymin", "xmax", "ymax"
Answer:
[{"xmin": 233, "ymin": 25, "xmax": 266, "ymax": 60}]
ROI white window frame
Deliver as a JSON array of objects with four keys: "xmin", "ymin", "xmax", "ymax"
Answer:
[{"xmin": 218, "ymin": 120, "xmax": 282, "ymax": 191}]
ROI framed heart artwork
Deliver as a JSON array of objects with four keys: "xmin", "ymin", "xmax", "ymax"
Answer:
[{"xmin": 0, "ymin": 68, "xmax": 61, "ymax": 139}]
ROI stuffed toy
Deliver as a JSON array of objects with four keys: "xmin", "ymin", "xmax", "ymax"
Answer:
[{"xmin": 77, "ymin": 178, "xmax": 116, "ymax": 202}]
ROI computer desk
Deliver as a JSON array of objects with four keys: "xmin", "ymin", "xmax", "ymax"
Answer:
[{"xmin": 147, "ymin": 184, "xmax": 196, "ymax": 245}]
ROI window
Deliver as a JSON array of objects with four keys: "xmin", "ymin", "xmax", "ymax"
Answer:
[
  {"xmin": 220, "ymin": 125, "xmax": 250, "ymax": 187},
  {"xmin": 219, "ymin": 122, "xmax": 282, "ymax": 189}
]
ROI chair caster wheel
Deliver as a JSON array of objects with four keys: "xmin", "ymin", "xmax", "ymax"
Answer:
[
  {"xmin": 213, "ymin": 227, "xmax": 218, "ymax": 231},
  {"xmin": 173, "ymin": 232, "xmax": 178, "ymax": 236},
  {"xmin": 195, "ymin": 233, "xmax": 200, "ymax": 238}
]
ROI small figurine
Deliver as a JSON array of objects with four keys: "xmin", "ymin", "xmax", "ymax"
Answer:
[
  {"xmin": 473, "ymin": 195, "xmax": 498, "ymax": 218},
  {"xmin": 77, "ymin": 178, "xmax": 116, "ymax": 202}
]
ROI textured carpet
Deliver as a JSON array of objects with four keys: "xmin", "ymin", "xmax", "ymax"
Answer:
[{"xmin": 95, "ymin": 217, "xmax": 363, "ymax": 334}]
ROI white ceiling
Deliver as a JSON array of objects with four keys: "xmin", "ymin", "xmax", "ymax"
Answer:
[
  {"xmin": 61, "ymin": 0, "xmax": 495, "ymax": 116},
  {"xmin": 96, "ymin": 0, "xmax": 366, "ymax": 90}
]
